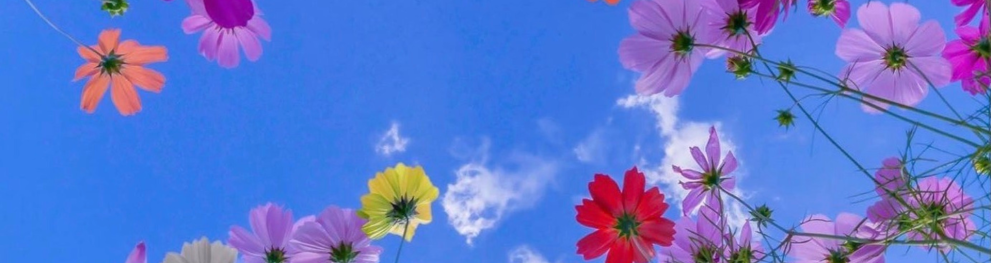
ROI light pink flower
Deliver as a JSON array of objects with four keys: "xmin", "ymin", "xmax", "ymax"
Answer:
[
  {"xmin": 702, "ymin": 0, "xmax": 764, "ymax": 57},
  {"xmin": 905, "ymin": 177, "xmax": 976, "ymax": 251},
  {"xmin": 789, "ymin": 213, "xmax": 885, "ymax": 263},
  {"xmin": 807, "ymin": 0, "xmax": 850, "ymax": 28},
  {"xmin": 944, "ymin": 16, "xmax": 991, "ymax": 95},
  {"xmin": 182, "ymin": 0, "xmax": 271, "ymax": 68},
  {"xmin": 618, "ymin": 0, "xmax": 716, "ymax": 96},
  {"xmin": 229, "ymin": 203, "xmax": 298, "ymax": 263},
  {"xmin": 125, "ymin": 241, "xmax": 147, "ymax": 263},
  {"xmin": 874, "ymin": 157, "xmax": 908, "ymax": 197},
  {"xmin": 835, "ymin": 2, "xmax": 951, "ymax": 113},
  {"xmin": 672, "ymin": 126, "xmax": 737, "ymax": 215}
]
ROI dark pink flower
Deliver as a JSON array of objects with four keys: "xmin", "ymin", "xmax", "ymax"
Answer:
[
  {"xmin": 807, "ymin": 0, "xmax": 850, "ymax": 28},
  {"xmin": 943, "ymin": 16, "xmax": 991, "ymax": 95},
  {"xmin": 952, "ymin": 0, "xmax": 988, "ymax": 26}
]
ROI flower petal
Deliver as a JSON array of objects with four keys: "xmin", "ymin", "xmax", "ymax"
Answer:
[
  {"xmin": 74, "ymin": 62, "xmax": 100, "ymax": 81},
  {"xmin": 217, "ymin": 32, "xmax": 241, "ymax": 68},
  {"xmin": 577, "ymin": 199, "xmax": 615, "ymax": 229},
  {"xmin": 577, "ymin": 229, "xmax": 618, "ymax": 260},
  {"xmin": 110, "ymin": 76, "xmax": 142, "ymax": 116},
  {"xmin": 619, "ymin": 34, "xmax": 670, "ymax": 73},
  {"xmin": 119, "ymin": 41, "xmax": 169, "ymax": 65},
  {"xmin": 80, "ymin": 73, "xmax": 110, "ymax": 113},
  {"xmin": 589, "ymin": 174, "xmax": 623, "ymax": 216},
  {"xmin": 627, "ymin": 0, "xmax": 676, "ymax": 38},
  {"xmin": 904, "ymin": 21, "xmax": 945, "ymax": 57},
  {"xmin": 247, "ymin": 17, "xmax": 272, "ymax": 41},
  {"xmin": 199, "ymin": 27, "xmax": 222, "ymax": 61},
  {"xmin": 836, "ymin": 29, "xmax": 884, "ymax": 62},
  {"xmin": 98, "ymin": 29, "xmax": 121, "ymax": 54},
  {"xmin": 125, "ymin": 241, "xmax": 147, "ymax": 263},
  {"xmin": 621, "ymin": 167, "xmax": 646, "ymax": 212},
  {"xmin": 122, "ymin": 66, "xmax": 165, "ymax": 93},
  {"xmin": 705, "ymin": 126, "xmax": 720, "ymax": 171},
  {"xmin": 887, "ymin": 3, "xmax": 920, "ymax": 44},
  {"xmin": 78, "ymin": 46, "xmax": 102, "ymax": 62},
  {"xmin": 183, "ymin": 15, "xmax": 213, "ymax": 34},
  {"xmin": 235, "ymin": 28, "xmax": 263, "ymax": 61},
  {"xmin": 856, "ymin": 2, "xmax": 893, "ymax": 45}
]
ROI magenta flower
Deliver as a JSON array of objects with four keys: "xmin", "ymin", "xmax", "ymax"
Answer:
[
  {"xmin": 125, "ymin": 241, "xmax": 147, "ymax": 263},
  {"xmin": 723, "ymin": 222, "xmax": 764, "ymax": 263},
  {"xmin": 702, "ymin": 0, "xmax": 763, "ymax": 57},
  {"xmin": 657, "ymin": 203, "xmax": 724, "ymax": 263},
  {"xmin": 291, "ymin": 206, "xmax": 383, "ymax": 263},
  {"xmin": 807, "ymin": 0, "xmax": 850, "ymax": 28},
  {"xmin": 618, "ymin": 0, "xmax": 716, "ymax": 97},
  {"xmin": 943, "ymin": 16, "xmax": 991, "ymax": 95},
  {"xmin": 672, "ymin": 126, "xmax": 737, "ymax": 215},
  {"xmin": 182, "ymin": 0, "xmax": 271, "ymax": 68},
  {"xmin": 789, "ymin": 213, "xmax": 886, "ymax": 263},
  {"xmin": 952, "ymin": 0, "xmax": 988, "ymax": 26},
  {"xmin": 835, "ymin": 2, "xmax": 951, "ymax": 113},
  {"xmin": 905, "ymin": 177, "xmax": 976, "ymax": 250},
  {"xmin": 229, "ymin": 203, "xmax": 297, "ymax": 263},
  {"xmin": 874, "ymin": 157, "xmax": 908, "ymax": 197},
  {"xmin": 740, "ymin": 0, "xmax": 795, "ymax": 34}
]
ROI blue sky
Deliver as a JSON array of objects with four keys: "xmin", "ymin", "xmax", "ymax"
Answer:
[{"xmin": 1, "ymin": 0, "xmax": 988, "ymax": 262}]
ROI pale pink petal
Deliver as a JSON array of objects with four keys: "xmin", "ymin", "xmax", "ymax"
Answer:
[
  {"xmin": 619, "ymin": 34, "xmax": 670, "ymax": 72},
  {"xmin": 247, "ymin": 17, "xmax": 272, "ymax": 41},
  {"xmin": 235, "ymin": 28, "xmax": 263, "ymax": 61},
  {"xmin": 908, "ymin": 56, "xmax": 952, "ymax": 88},
  {"xmin": 634, "ymin": 55, "xmax": 676, "ymax": 95},
  {"xmin": 217, "ymin": 32, "xmax": 241, "ymax": 68},
  {"xmin": 661, "ymin": 54, "xmax": 700, "ymax": 97},
  {"xmin": 860, "ymin": 69, "xmax": 898, "ymax": 113},
  {"xmin": 903, "ymin": 21, "xmax": 945, "ymax": 57},
  {"xmin": 125, "ymin": 241, "xmax": 147, "ymax": 263},
  {"xmin": 887, "ymin": 3, "xmax": 920, "ymax": 44},
  {"xmin": 705, "ymin": 126, "xmax": 720, "ymax": 171},
  {"xmin": 839, "ymin": 60, "xmax": 885, "ymax": 92},
  {"xmin": 628, "ymin": 0, "xmax": 676, "ymax": 38},
  {"xmin": 229, "ymin": 226, "xmax": 266, "ymax": 257},
  {"xmin": 182, "ymin": 15, "xmax": 212, "ymax": 34},
  {"xmin": 836, "ymin": 29, "xmax": 884, "ymax": 62},
  {"xmin": 856, "ymin": 2, "xmax": 893, "ymax": 45},
  {"xmin": 185, "ymin": 0, "xmax": 207, "ymax": 15},
  {"xmin": 681, "ymin": 188, "xmax": 705, "ymax": 215},
  {"xmin": 198, "ymin": 27, "xmax": 222, "ymax": 61},
  {"xmin": 690, "ymin": 146, "xmax": 710, "ymax": 172},
  {"xmin": 721, "ymin": 151, "xmax": 737, "ymax": 175},
  {"xmin": 833, "ymin": 213, "xmax": 863, "ymax": 236},
  {"xmin": 832, "ymin": 0, "xmax": 850, "ymax": 28}
]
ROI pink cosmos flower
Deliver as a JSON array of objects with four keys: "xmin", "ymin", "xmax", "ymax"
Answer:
[
  {"xmin": 291, "ymin": 206, "xmax": 383, "ymax": 263},
  {"xmin": 672, "ymin": 126, "xmax": 737, "ymax": 215},
  {"xmin": 723, "ymin": 222, "xmax": 765, "ymax": 263},
  {"xmin": 952, "ymin": 0, "xmax": 988, "ymax": 26},
  {"xmin": 229, "ymin": 203, "xmax": 298, "ymax": 263},
  {"xmin": 618, "ymin": 0, "xmax": 716, "ymax": 97},
  {"xmin": 182, "ymin": 0, "xmax": 271, "ymax": 68},
  {"xmin": 789, "ymin": 213, "xmax": 886, "ymax": 263},
  {"xmin": 657, "ymin": 203, "xmax": 724, "ymax": 263},
  {"xmin": 944, "ymin": 16, "xmax": 991, "ymax": 95},
  {"xmin": 125, "ymin": 241, "xmax": 147, "ymax": 263},
  {"xmin": 835, "ymin": 2, "xmax": 951, "ymax": 113},
  {"xmin": 702, "ymin": 0, "xmax": 764, "ymax": 57},
  {"xmin": 905, "ymin": 177, "xmax": 976, "ymax": 251},
  {"xmin": 741, "ymin": 0, "xmax": 795, "ymax": 34},
  {"xmin": 874, "ymin": 157, "xmax": 908, "ymax": 197},
  {"xmin": 807, "ymin": 0, "xmax": 850, "ymax": 28}
]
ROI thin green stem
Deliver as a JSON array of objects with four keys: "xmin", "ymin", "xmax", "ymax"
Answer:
[
  {"xmin": 24, "ymin": 0, "xmax": 103, "ymax": 57},
  {"xmin": 394, "ymin": 218, "xmax": 410, "ymax": 263}
]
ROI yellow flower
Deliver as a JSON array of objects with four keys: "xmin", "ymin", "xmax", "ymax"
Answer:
[{"xmin": 357, "ymin": 163, "xmax": 439, "ymax": 241}]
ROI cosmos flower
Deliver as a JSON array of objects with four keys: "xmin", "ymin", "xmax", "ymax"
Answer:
[
  {"xmin": 229, "ymin": 203, "xmax": 298, "ymax": 263},
  {"xmin": 952, "ymin": 0, "xmax": 988, "ymax": 26},
  {"xmin": 835, "ymin": 2, "xmax": 951, "ymax": 113},
  {"xmin": 576, "ymin": 166, "xmax": 677, "ymax": 263},
  {"xmin": 944, "ymin": 16, "xmax": 991, "ymax": 95},
  {"xmin": 74, "ymin": 29, "xmax": 167, "ymax": 116},
  {"xmin": 873, "ymin": 157, "xmax": 908, "ymax": 198},
  {"xmin": 657, "ymin": 202, "xmax": 723, "ymax": 263},
  {"xmin": 291, "ymin": 206, "xmax": 383, "ymax": 263},
  {"xmin": 702, "ymin": 0, "xmax": 764, "ymax": 57},
  {"xmin": 618, "ymin": 0, "xmax": 716, "ymax": 97},
  {"xmin": 741, "ymin": 0, "xmax": 795, "ymax": 34},
  {"xmin": 807, "ymin": 0, "xmax": 850, "ymax": 28},
  {"xmin": 905, "ymin": 177, "xmax": 976, "ymax": 251},
  {"xmin": 357, "ymin": 163, "xmax": 439, "ymax": 241},
  {"xmin": 724, "ymin": 222, "xmax": 764, "ymax": 263},
  {"xmin": 788, "ymin": 213, "xmax": 886, "ymax": 263},
  {"xmin": 182, "ymin": 0, "xmax": 271, "ymax": 68},
  {"xmin": 164, "ymin": 237, "xmax": 238, "ymax": 263},
  {"xmin": 671, "ymin": 126, "xmax": 737, "ymax": 215},
  {"xmin": 125, "ymin": 241, "xmax": 146, "ymax": 263}
]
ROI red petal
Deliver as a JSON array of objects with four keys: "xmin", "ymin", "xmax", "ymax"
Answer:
[
  {"xmin": 622, "ymin": 166, "xmax": 646, "ymax": 212},
  {"xmin": 638, "ymin": 218, "xmax": 677, "ymax": 246},
  {"xmin": 576, "ymin": 199, "xmax": 616, "ymax": 229},
  {"xmin": 631, "ymin": 237, "xmax": 655, "ymax": 263},
  {"xmin": 577, "ymin": 229, "xmax": 619, "ymax": 260},
  {"xmin": 589, "ymin": 174, "xmax": 623, "ymax": 216},
  {"xmin": 605, "ymin": 238, "xmax": 633, "ymax": 263},
  {"xmin": 634, "ymin": 187, "xmax": 668, "ymax": 220}
]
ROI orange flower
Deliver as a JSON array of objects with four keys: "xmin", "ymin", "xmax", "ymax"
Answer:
[
  {"xmin": 588, "ymin": 0, "xmax": 620, "ymax": 5},
  {"xmin": 74, "ymin": 29, "xmax": 167, "ymax": 116}
]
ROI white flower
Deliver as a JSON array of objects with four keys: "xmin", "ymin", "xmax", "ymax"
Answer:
[{"xmin": 164, "ymin": 237, "xmax": 238, "ymax": 263}]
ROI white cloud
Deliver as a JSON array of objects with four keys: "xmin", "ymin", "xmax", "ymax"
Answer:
[
  {"xmin": 573, "ymin": 128, "xmax": 606, "ymax": 163},
  {"xmin": 508, "ymin": 245, "xmax": 551, "ymax": 263},
  {"xmin": 618, "ymin": 94, "xmax": 752, "ymax": 234},
  {"xmin": 375, "ymin": 122, "xmax": 409, "ymax": 156},
  {"xmin": 442, "ymin": 141, "xmax": 560, "ymax": 245}
]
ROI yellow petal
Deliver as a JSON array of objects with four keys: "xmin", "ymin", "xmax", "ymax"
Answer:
[
  {"xmin": 362, "ymin": 217, "xmax": 393, "ymax": 240},
  {"xmin": 359, "ymin": 194, "xmax": 395, "ymax": 218},
  {"xmin": 389, "ymin": 221, "xmax": 419, "ymax": 242},
  {"xmin": 368, "ymin": 172, "xmax": 396, "ymax": 202},
  {"xmin": 414, "ymin": 202, "xmax": 433, "ymax": 224}
]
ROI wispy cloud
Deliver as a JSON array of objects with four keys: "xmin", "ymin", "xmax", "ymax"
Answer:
[
  {"xmin": 442, "ymin": 139, "xmax": 560, "ymax": 245},
  {"xmin": 375, "ymin": 122, "xmax": 410, "ymax": 156},
  {"xmin": 618, "ymin": 94, "xmax": 752, "ymax": 233},
  {"xmin": 508, "ymin": 245, "xmax": 551, "ymax": 263},
  {"xmin": 573, "ymin": 128, "xmax": 607, "ymax": 164}
]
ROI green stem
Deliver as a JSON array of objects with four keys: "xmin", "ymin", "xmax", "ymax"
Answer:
[
  {"xmin": 394, "ymin": 218, "xmax": 410, "ymax": 263},
  {"xmin": 24, "ymin": 0, "xmax": 103, "ymax": 57}
]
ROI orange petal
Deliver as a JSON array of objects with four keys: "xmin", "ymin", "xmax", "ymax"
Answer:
[
  {"xmin": 98, "ymin": 29, "xmax": 121, "ymax": 54},
  {"xmin": 80, "ymin": 73, "xmax": 110, "ymax": 113},
  {"xmin": 122, "ymin": 66, "xmax": 165, "ymax": 93},
  {"xmin": 110, "ymin": 76, "xmax": 142, "ymax": 116},
  {"xmin": 77, "ymin": 46, "xmax": 102, "ymax": 62},
  {"xmin": 119, "ymin": 40, "xmax": 168, "ymax": 65},
  {"xmin": 74, "ymin": 62, "xmax": 100, "ymax": 81}
]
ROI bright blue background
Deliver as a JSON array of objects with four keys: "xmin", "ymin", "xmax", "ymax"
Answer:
[{"xmin": 0, "ymin": 0, "xmax": 987, "ymax": 262}]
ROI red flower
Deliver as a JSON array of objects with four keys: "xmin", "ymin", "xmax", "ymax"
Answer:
[{"xmin": 575, "ymin": 166, "xmax": 677, "ymax": 263}]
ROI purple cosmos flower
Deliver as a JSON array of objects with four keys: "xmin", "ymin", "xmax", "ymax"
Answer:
[
  {"xmin": 905, "ymin": 177, "xmax": 976, "ymax": 251},
  {"xmin": 182, "ymin": 0, "xmax": 271, "ymax": 68},
  {"xmin": 229, "ymin": 203, "xmax": 297, "ymax": 263},
  {"xmin": 618, "ymin": 0, "xmax": 717, "ymax": 97},
  {"xmin": 291, "ymin": 206, "xmax": 383, "ymax": 263},
  {"xmin": 740, "ymin": 0, "xmax": 795, "ymax": 34},
  {"xmin": 672, "ymin": 126, "xmax": 737, "ymax": 215},
  {"xmin": 874, "ymin": 157, "xmax": 908, "ymax": 197},
  {"xmin": 789, "ymin": 213, "xmax": 885, "ymax": 263},
  {"xmin": 944, "ymin": 16, "xmax": 991, "ymax": 95},
  {"xmin": 125, "ymin": 241, "xmax": 147, "ymax": 263},
  {"xmin": 723, "ymin": 222, "xmax": 765, "ymax": 263},
  {"xmin": 657, "ymin": 202, "xmax": 725, "ymax": 263},
  {"xmin": 952, "ymin": 0, "xmax": 988, "ymax": 26},
  {"xmin": 702, "ymin": 0, "xmax": 764, "ymax": 57},
  {"xmin": 835, "ymin": 2, "xmax": 951, "ymax": 113},
  {"xmin": 807, "ymin": 0, "xmax": 850, "ymax": 28}
]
